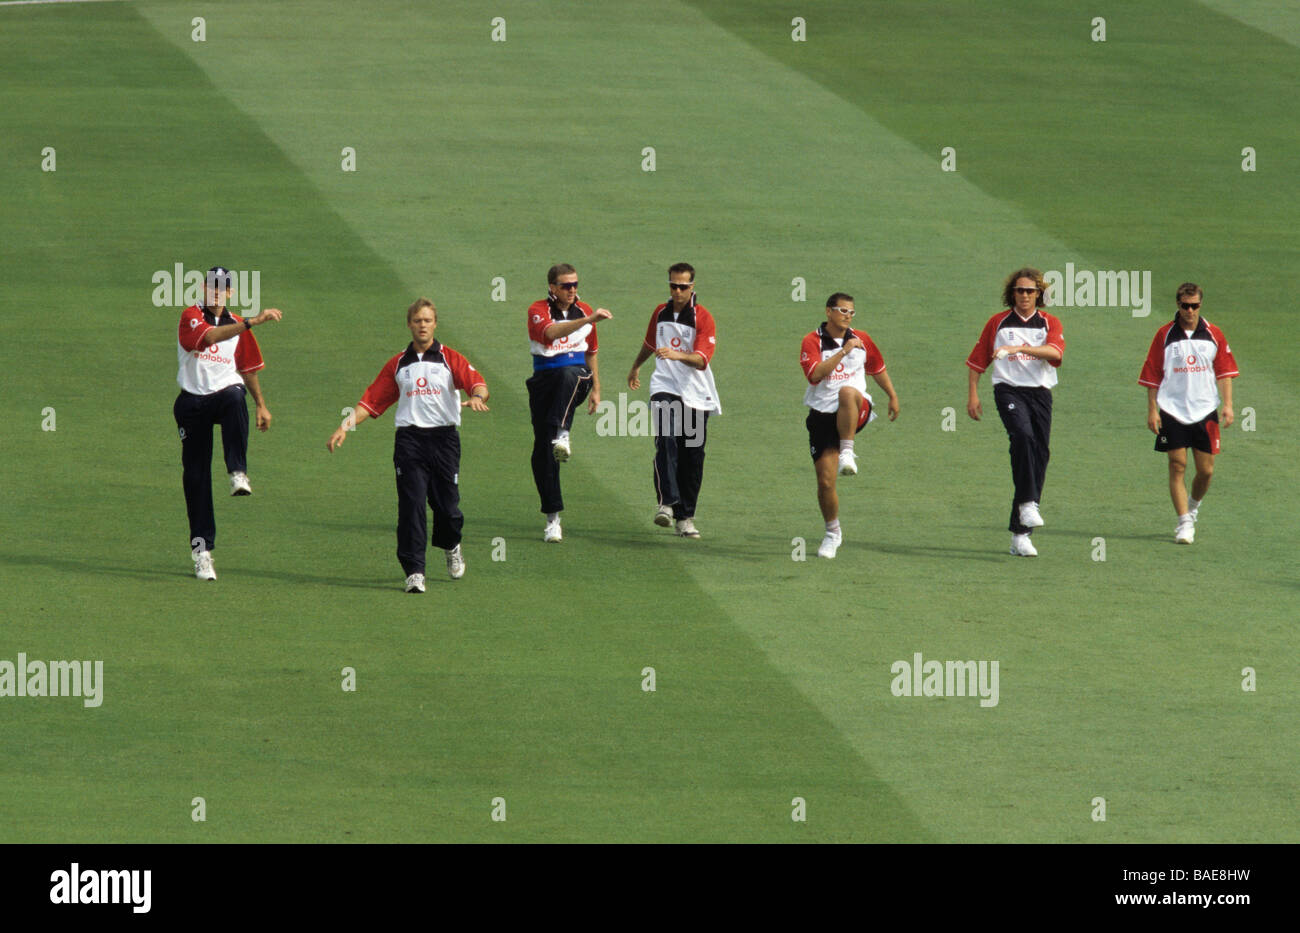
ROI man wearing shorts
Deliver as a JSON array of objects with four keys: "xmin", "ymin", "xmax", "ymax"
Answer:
[
  {"xmin": 800, "ymin": 292, "xmax": 900, "ymax": 559},
  {"xmin": 1138, "ymin": 282, "xmax": 1238, "ymax": 544}
]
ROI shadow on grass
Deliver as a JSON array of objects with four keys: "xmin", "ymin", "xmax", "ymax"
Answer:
[{"xmin": 0, "ymin": 551, "xmax": 395, "ymax": 591}]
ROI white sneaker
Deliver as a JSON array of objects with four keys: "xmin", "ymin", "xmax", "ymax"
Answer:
[
  {"xmin": 1175, "ymin": 518, "xmax": 1195, "ymax": 544},
  {"xmin": 817, "ymin": 532, "xmax": 842, "ymax": 559},
  {"xmin": 544, "ymin": 519, "xmax": 563, "ymax": 543},
  {"xmin": 675, "ymin": 518, "xmax": 701, "ymax": 538},
  {"xmin": 1019, "ymin": 502, "xmax": 1044, "ymax": 528},
  {"xmin": 229, "ymin": 471, "xmax": 252, "ymax": 496},
  {"xmin": 1009, "ymin": 534, "xmax": 1038, "ymax": 557},
  {"xmin": 1188, "ymin": 504, "xmax": 1200, "ymax": 523},
  {"xmin": 194, "ymin": 550, "xmax": 217, "ymax": 580},
  {"xmin": 446, "ymin": 544, "xmax": 465, "ymax": 579},
  {"xmin": 654, "ymin": 505, "xmax": 674, "ymax": 527},
  {"xmin": 837, "ymin": 448, "xmax": 858, "ymax": 476},
  {"xmin": 551, "ymin": 434, "xmax": 571, "ymax": 462},
  {"xmin": 405, "ymin": 573, "xmax": 426, "ymax": 593}
]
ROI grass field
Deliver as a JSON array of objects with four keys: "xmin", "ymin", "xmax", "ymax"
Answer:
[{"xmin": 1, "ymin": 0, "xmax": 1297, "ymax": 843}]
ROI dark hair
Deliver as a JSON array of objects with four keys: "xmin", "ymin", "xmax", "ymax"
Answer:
[
  {"xmin": 407, "ymin": 297, "xmax": 436, "ymax": 323},
  {"xmin": 1175, "ymin": 282, "xmax": 1202, "ymax": 302},
  {"xmin": 668, "ymin": 262, "xmax": 695, "ymax": 281},
  {"xmin": 826, "ymin": 292, "xmax": 854, "ymax": 308},
  {"xmin": 547, "ymin": 263, "xmax": 577, "ymax": 285},
  {"xmin": 1002, "ymin": 268, "xmax": 1048, "ymax": 309}
]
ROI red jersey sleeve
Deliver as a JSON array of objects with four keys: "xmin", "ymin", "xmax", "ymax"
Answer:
[
  {"xmin": 1138, "ymin": 326, "xmax": 1168, "ymax": 388},
  {"xmin": 800, "ymin": 332, "xmax": 822, "ymax": 383},
  {"xmin": 692, "ymin": 307, "xmax": 717, "ymax": 365},
  {"xmin": 578, "ymin": 302, "xmax": 598, "ymax": 353},
  {"xmin": 527, "ymin": 302, "xmax": 551, "ymax": 344},
  {"xmin": 178, "ymin": 306, "xmax": 212, "ymax": 353},
  {"xmin": 1045, "ymin": 313, "xmax": 1065, "ymax": 367},
  {"xmin": 644, "ymin": 306, "xmax": 663, "ymax": 351},
  {"xmin": 232, "ymin": 320, "xmax": 265, "ymax": 373},
  {"xmin": 358, "ymin": 354, "xmax": 402, "ymax": 418},
  {"xmin": 1210, "ymin": 324, "xmax": 1239, "ymax": 378},
  {"xmin": 443, "ymin": 346, "xmax": 487, "ymax": 394},
  {"xmin": 856, "ymin": 329, "xmax": 885, "ymax": 375},
  {"xmin": 966, "ymin": 314, "xmax": 999, "ymax": 373}
]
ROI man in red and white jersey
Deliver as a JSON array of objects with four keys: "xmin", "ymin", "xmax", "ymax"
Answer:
[
  {"xmin": 1138, "ymin": 282, "xmax": 1238, "ymax": 544},
  {"xmin": 966, "ymin": 267, "xmax": 1065, "ymax": 557},
  {"xmin": 327, "ymin": 298, "xmax": 489, "ymax": 592},
  {"xmin": 174, "ymin": 267, "xmax": 283, "ymax": 580},
  {"xmin": 626, "ymin": 262, "xmax": 720, "ymax": 538},
  {"xmin": 800, "ymin": 292, "xmax": 900, "ymax": 559},
  {"xmin": 525, "ymin": 263, "xmax": 612, "ymax": 543}
]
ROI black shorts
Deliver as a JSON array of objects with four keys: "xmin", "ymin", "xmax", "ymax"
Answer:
[
  {"xmin": 806, "ymin": 401, "xmax": 872, "ymax": 461},
  {"xmin": 1154, "ymin": 409, "xmax": 1220, "ymax": 455}
]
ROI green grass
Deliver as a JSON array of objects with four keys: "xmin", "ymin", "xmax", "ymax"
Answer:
[{"xmin": 0, "ymin": 0, "xmax": 1296, "ymax": 842}]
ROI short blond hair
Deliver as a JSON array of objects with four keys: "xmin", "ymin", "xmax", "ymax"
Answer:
[{"xmin": 407, "ymin": 297, "xmax": 436, "ymax": 323}]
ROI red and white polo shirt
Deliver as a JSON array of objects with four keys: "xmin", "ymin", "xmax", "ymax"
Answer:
[
  {"xmin": 358, "ymin": 341, "xmax": 486, "ymax": 428},
  {"xmin": 801, "ymin": 324, "xmax": 885, "ymax": 416},
  {"xmin": 527, "ymin": 296, "xmax": 599, "ymax": 371},
  {"xmin": 966, "ymin": 309, "xmax": 1065, "ymax": 388},
  {"xmin": 176, "ymin": 305, "xmax": 263, "ymax": 395},
  {"xmin": 1139, "ymin": 316, "xmax": 1238, "ymax": 424},
  {"xmin": 643, "ymin": 297, "xmax": 721, "ymax": 415}
]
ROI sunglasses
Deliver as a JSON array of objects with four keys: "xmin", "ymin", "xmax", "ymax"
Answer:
[
  {"xmin": 668, "ymin": 282, "xmax": 693, "ymax": 291},
  {"xmin": 1013, "ymin": 287, "xmax": 1040, "ymax": 295},
  {"xmin": 829, "ymin": 306, "xmax": 855, "ymax": 316},
  {"xmin": 1179, "ymin": 301, "xmax": 1201, "ymax": 310},
  {"xmin": 555, "ymin": 281, "xmax": 579, "ymax": 290}
]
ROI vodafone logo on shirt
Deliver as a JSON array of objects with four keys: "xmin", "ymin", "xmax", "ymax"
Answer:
[
  {"xmin": 407, "ymin": 375, "xmax": 441, "ymax": 397},
  {"xmin": 1173, "ymin": 352, "xmax": 1210, "ymax": 374},
  {"xmin": 670, "ymin": 337, "xmax": 683, "ymax": 348},
  {"xmin": 196, "ymin": 341, "xmax": 232, "ymax": 365}
]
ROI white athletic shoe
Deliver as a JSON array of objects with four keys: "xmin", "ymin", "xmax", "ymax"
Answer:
[
  {"xmin": 837, "ymin": 448, "xmax": 858, "ymax": 476},
  {"xmin": 405, "ymin": 573, "xmax": 426, "ymax": 593},
  {"xmin": 1019, "ymin": 502, "xmax": 1044, "ymax": 528},
  {"xmin": 817, "ymin": 531, "xmax": 842, "ymax": 559},
  {"xmin": 1175, "ymin": 518, "xmax": 1195, "ymax": 545},
  {"xmin": 544, "ymin": 519, "xmax": 563, "ymax": 543},
  {"xmin": 1188, "ymin": 504, "xmax": 1200, "ymax": 523},
  {"xmin": 229, "ymin": 471, "xmax": 252, "ymax": 496},
  {"xmin": 551, "ymin": 435, "xmax": 571, "ymax": 462},
  {"xmin": 654, "ymin": 505, "xmax": 674, "ymax": 527},
  {"xmin": 1009, "ymin": 534, "xmax": 1038, "ymax": 557},
  {"xmin": 194, "ymin": 550, "xmax": 217, "ymax": 580},
  {"xmin": 446, "ymin": 544, "xmax": 465, "ymax": 579},
  {"xmin": 675, "ymin": 518, "xmax": 701, "ymax": 538}
]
